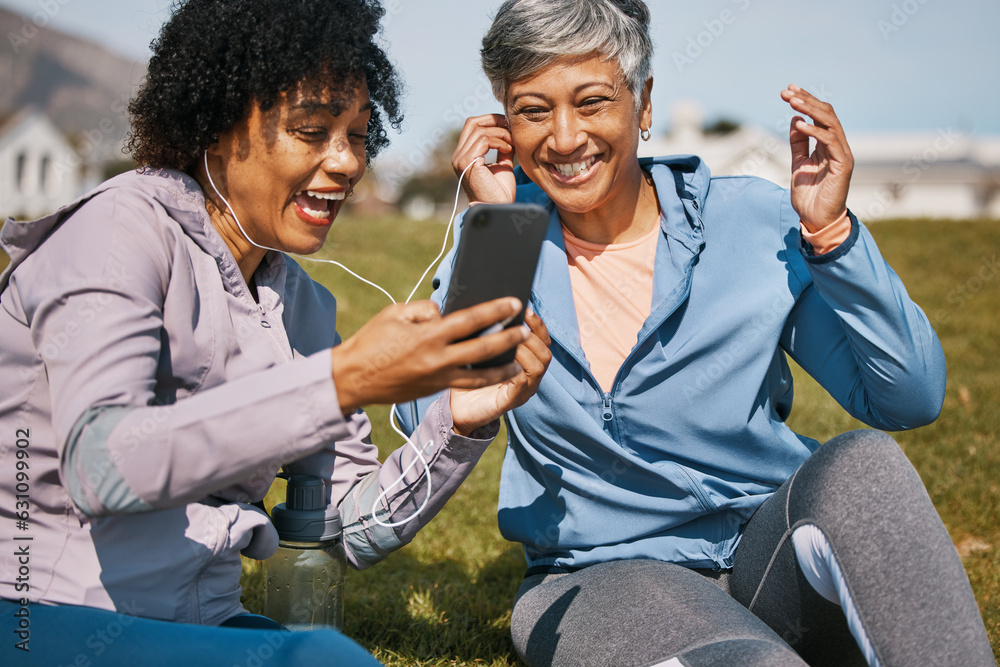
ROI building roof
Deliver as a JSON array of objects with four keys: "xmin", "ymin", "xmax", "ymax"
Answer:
[
  {"xmin": 642, "ymin": 101, "xmax": 999, "ymax": 181},
  {"xmin": 0, "ymin": 107, "xmax": 73, "ymax": 153}
]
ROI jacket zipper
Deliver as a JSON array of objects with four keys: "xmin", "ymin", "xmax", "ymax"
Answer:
[
  {"xmin": 258, "ymin": 302, "xmax": 294, "ymax": 362},
  {"xmin": 594, "ymin": 270, "xmax": 693, "ymax": 446},
  {"xmin": 551, "ymin": 212, "xmax": 698, "ymax": 444},
  {"xmin": 243, "ymin": 273, "xmax": 292, "ymax": 362}
]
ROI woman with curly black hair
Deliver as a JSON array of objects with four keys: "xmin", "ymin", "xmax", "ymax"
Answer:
[{"xmin": 0, "ymin": 0, "xmax": 550, "ymax": 663}]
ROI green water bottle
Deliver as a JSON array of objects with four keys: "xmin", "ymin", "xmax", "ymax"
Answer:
[{"xmin": 264, "ymin": 474, "xmax": 346, "ymax": 630}]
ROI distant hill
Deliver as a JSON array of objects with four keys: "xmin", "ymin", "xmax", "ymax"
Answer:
[{"xmin": 0, "ymin": 6, "xmax": 146, "ymax": 161}]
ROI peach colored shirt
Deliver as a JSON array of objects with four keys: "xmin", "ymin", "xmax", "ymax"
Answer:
[{"xmin": 562, "ymin": 223, "xmax": 658, "ymax": 392}]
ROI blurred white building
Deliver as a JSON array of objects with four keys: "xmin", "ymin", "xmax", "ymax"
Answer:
[
  {"xmin": 0, "ymin": 109, "xmax": 79, "ymax": 219},
  {"xmin": 641, "ymin": 102, "xmax": 1000, "ymax": 220}
]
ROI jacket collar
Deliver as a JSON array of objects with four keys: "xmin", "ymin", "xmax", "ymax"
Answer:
[{"xmin": 514, "ymin": 155, "xmax": 709, "ymax": 369}]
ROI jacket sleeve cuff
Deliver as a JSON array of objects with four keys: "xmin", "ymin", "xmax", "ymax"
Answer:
[
  {"xmin": 340, "ymin": 392, "xmax": 498, "ymax": 568},
  {"xmin": 800, "ymin": 211, "xmax": 852, "ymax": 255},
  {"xmin": 799, "ymin": 210, "xmax": 860, "ymax": 264}
]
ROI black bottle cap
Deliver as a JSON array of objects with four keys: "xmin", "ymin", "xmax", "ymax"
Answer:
[{"xmin": 270, "ymin": 474, "xmax": 342, "ymax": 542}]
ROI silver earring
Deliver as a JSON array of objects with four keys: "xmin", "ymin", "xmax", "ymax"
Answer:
[{"xmin": 640, "ymin": 129, "xmax": 651, "ymax": 142}]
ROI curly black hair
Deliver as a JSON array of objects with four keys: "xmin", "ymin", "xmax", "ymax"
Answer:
[{"xmin": 127, "ymin": 0, "xmax": 403, "ymax": 170}]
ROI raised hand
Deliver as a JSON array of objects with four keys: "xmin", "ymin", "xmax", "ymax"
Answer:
[
  {"xmin": 452, "ymin": 113, "xmax": 517, "ymax": 205},
  {"xmin": 450, "ymin": 309, "xmax": 552, "ymax": 435},
  {"xmin": 780, "ymin": 85, "xmax": 855, "ymax": 229},
  {"xmin": 330, "ymin": 297, "xmax": 529, "ymax": 415}
]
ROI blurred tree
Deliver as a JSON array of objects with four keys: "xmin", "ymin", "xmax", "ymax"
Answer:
[
  {"xmin": 396, "ymin": 128, "xmax": 464, "ymax": 219},
  {"xmin": 704, "ymin": 118, "xmax": 741, "ymax": 135}
]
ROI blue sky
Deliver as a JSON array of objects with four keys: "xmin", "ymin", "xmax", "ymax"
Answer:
[{"xmin": 4, "ymin": 0, "xmax": 998, "ymax": 167}]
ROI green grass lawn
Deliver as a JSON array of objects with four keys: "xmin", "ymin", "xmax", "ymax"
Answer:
[{"xmin": 2, "ymin": 214, "xmax": 996, "ymax": 663}]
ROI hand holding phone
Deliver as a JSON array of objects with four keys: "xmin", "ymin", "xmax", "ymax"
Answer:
[{"xmin": 441, "ymin": 203, "xmax": 549, "ymax": 367}]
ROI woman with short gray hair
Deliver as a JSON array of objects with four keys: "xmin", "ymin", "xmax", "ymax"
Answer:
[
  {"xmin": 480, "ymin": 0, "xmax": 652, "ymax": 109},
  {"xmin": 404, "ymin": 0, "xmax": 995, "ymax": 664}
]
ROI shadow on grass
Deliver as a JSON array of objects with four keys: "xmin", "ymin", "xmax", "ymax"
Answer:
[{"xmin": 346, "ymin": 544, "xmax": 526, "ymax": 664}]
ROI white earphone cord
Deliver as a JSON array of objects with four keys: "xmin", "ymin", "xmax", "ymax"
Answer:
[{"xmin": 203, "ymin": 151, "xmax": 485, "ymax": 528}]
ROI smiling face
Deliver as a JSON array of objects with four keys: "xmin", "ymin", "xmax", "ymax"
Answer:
[
  {"xmin": 505, "ymin": 54, "xmax": 652, "ymax": 219},
  {"xmin": 206, "ymin": 81, "xmax": 372, "ymax": 259}
]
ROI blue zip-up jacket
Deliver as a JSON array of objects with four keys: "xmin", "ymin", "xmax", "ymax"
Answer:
[{"xmin": 400, "ymin": 155, "xmax": 946, "ymax": 571}]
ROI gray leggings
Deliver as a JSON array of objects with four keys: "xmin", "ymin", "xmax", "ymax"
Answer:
[{"xmin": 510, "ymin": 430, "xmax": 995, "ymax": 666}]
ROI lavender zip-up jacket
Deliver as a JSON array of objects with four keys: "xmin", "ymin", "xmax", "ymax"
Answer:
[{"xmin": 0, "ymin": 169, "xmax": 497, "ymax": 625}]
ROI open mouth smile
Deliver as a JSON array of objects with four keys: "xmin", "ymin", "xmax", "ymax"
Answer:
[{"xmin": 293, "ymin": 189, "xmax": 347, "ymax": 223}]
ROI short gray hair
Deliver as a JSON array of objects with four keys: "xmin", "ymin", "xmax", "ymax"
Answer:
[{"xmin": 481, "ymin": 0, "xmax": 653, "ymax": 111}]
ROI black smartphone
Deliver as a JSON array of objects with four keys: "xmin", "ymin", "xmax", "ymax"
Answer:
[{"xmin": 440, "ymin": 202, "xmax": 550, "ymax": 367}]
